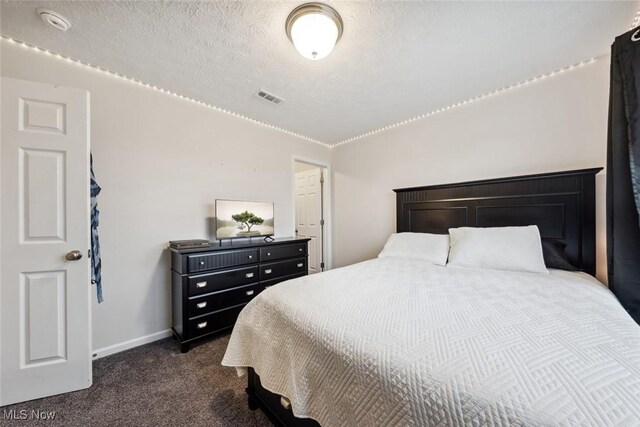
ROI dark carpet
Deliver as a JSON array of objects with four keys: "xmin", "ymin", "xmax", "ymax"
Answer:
[{"xmin": 0, "ymin": 334, "xmax": 271, "ymax": 426}]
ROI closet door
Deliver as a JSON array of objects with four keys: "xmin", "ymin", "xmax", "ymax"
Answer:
[{"xmin": 1, "ymin": 77, "xmax": 92, "ymax": 405}]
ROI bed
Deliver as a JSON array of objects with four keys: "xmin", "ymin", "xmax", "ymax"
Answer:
[{"xmin": 222, "ymin": 168, "xmax": 640, "ymax": 426}]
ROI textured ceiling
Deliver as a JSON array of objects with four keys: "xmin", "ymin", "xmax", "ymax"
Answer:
[{"xmin": 1, "ymin": 1, "xmax": 638, "ymax": 145}]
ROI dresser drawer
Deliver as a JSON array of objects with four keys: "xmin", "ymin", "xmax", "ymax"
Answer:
[
  {"xmin": 260, "ymin": 243, "xmax": 307, "ymax": 262},
  {"xmin": 188, "ymin": 265, "xmax": 258, "ymax": 296},
  {"xmin": 188, "ymin": 283, "xmax": 263, "ymax": 317},
  {"xmin": 187, "ymin": 304, "xmax": 245, "ymax": 339},
  {"xmin": 262, "ymin": 272, "xmax": 306, "ymax": 288},
  {"xmin": 261, "ymin": 257, "xmax": 307, "ymax": 280},
  {"xmin": 187, "ymin": 249, "xmax": 258, "ymax": 273}
]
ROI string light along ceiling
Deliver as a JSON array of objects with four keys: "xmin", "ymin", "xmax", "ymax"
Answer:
[
  {"xmin": 2, "ymin": 3, "xmax": 638, "ymax": 148},
  {"xmin": 0, "ymin": 36, "xmax": 329, "ymax": 148}
]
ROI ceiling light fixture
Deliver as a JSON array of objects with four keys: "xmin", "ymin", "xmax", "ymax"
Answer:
[{"xmin": 285, "ymin": 3, "xmax": 343, "ymax": 60}]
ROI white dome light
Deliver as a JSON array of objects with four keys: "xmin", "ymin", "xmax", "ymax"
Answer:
[{"xmin": 286, "ymin": 3, "xmax": 343, "ymax": 60}]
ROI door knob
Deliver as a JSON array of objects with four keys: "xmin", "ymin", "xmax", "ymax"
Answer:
[{"xmin": 65, "ymin": 250, "xmax": 83, "ymax": 261}]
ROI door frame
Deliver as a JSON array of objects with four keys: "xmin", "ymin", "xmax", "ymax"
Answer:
[{"xmin": 292, "ymin": 155, "xmax": 333, "ymax": 271}]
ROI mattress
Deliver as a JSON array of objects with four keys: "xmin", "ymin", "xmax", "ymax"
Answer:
[{"xmin": 222, "ymin": 257, "xmax": 640, "ymax": 426}]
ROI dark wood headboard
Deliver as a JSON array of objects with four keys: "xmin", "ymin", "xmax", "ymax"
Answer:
[{"xmin": 393, "ymin": 168, "xmax": 603, "ymax": 275}]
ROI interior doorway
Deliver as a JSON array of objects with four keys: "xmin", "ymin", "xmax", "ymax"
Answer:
[{"xmin": 293, "ymin": 159, "xmax": 330, "ymax": 274}]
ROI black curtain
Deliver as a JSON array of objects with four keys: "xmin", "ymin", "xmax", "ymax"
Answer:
[{"xmin": 607, "ymin": 26, "xmax": 640, "ymax": 324}]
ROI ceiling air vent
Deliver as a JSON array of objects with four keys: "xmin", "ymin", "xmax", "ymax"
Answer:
[{"xmin": 256, "ymin": 90, "xmax": 285, "ymax": 106}]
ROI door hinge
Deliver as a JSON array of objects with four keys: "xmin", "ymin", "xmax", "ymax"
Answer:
[
  {"xmin": 88, "ymin": 249, "xmax": 92, "ymax": 258},
  {"xmin": 320, "ymin": 219, "xmax": 325, "ymax": 226},
  {"xmin": 321, "ymin": 262, "xmax": 325, "ymax": 270}
]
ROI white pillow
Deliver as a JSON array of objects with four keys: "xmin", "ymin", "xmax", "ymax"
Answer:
[
  {"xmin": 378, "ymin": 232, "xmax": 450, "ymax": 266},
  {"xmin": 447, "ymin": 226, "xmax": 548, "ymax": 273}
]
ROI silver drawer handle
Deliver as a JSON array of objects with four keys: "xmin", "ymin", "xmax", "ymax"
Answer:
[
  {"xmin": 248, "ymin": 255, "xmax": 253, "ymax": 259},
  {"xmin": 197, "ymin": 321, "xmax": 207, "ymax": 329},
  {"xmin": 267, "ymin": 252, "xmax": 271, "ymax": 256},
  {"xmin": 265, "ymin": 269, "xmax": 272, "ymax": 274},
  {"xmin": 297, "ymin": 263, "xmax": 304, "ymax": 268},
  {"xmin": 246, "ymin": 272, "xmax": 254, "ymax": 278},
  {"xmin": 246, "ymin": 290, "xmax": 255, "ymax": 296},
  {"xmin": 199, "ymin": 261, "xmax": 205, "ymax": 266},
  {"xmin": 299, "ymin": 248, "xmax": 303, "ymax": 252},
  {"xmin": 197, "ymin": 302, "xmax": 207, "ymax": 309},
  {"xmin": 196, "ymin": 281, "xmax": 207, "ymax": 288}
]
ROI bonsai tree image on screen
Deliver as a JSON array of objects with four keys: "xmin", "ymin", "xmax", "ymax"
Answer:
[
  {"xmin": 215, "ymin": 200, "xmax": 274, "ymax": 239},
  {"xmin": 232, "ymin": 211, "xmax": 264, "ymax": 236}
]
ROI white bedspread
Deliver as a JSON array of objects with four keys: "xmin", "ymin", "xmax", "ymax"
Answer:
[{"xmin": 222, "ymin": 258, "xmax": 640, "ymax": 426}]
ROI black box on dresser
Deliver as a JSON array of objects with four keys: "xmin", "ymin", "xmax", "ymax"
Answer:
[{"xmin": 170, "ymin": 237, "xmax": 310, "ymax": 352}]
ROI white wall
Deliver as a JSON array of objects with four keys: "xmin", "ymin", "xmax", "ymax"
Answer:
[
  {"xmin": 1, "ymin": 41, "xmax": 331, "ymax": 354},
  {"xmin": 332, "ymin": 57, "xmax": 610, "ymax": 283}
]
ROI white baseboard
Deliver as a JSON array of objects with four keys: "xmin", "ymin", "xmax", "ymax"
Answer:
[{"xmin": 92, "ymin": 329, "xmax": 173, "ymax": 360}]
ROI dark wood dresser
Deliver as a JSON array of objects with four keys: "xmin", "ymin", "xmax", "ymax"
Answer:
[{"xmin": 170, "ymin": 237, "xmax": 310, "ymax": 352}]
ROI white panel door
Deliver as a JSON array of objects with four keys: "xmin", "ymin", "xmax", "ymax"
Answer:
[
  {"xmin": 295, "ymin": 168, "xmax": 322, "ymax": 273},
  {"xmin": 1, "ymin": 77, "xmax": 91, "ymax": 405}
]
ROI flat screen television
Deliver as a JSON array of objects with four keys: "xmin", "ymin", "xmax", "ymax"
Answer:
[{"xmin": 215, "ymin": 199, "xmax": 274, "ymax": 240}]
